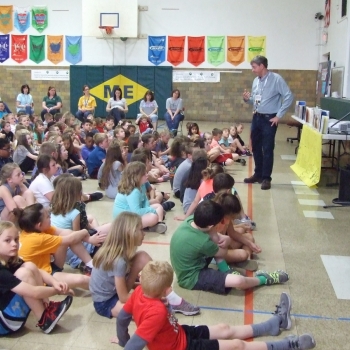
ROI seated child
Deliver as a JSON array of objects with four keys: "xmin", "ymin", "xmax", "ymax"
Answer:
[
  {"xmin": 113, "ymin": 161, "xmax": 166, "ymax": 234},
  {"xmin": 15, "ymin": 203, "xmax": 93, "ymax": 289},
  {"xmin": 1, "ymin": 120, "xmax": 14, "ymax": 144},
  {"xmin": 0, "ymin": 138, "xmax": 13, "ymax": 172},
  {"xmin": 187, "ymin": 122, "xmax": 202, "ymax": 138},
  {"xmin": 210, "ymin": 128, "xmax": 238, "ymax": 165},
  {"xmin": 116, "ymin": 260, "xmax": 316, "ymax": 350},
  {"xmin": 4, "ymin": 113, "xmax": 17, "ymax": 134},
  {"xmin": 0, "ymin": 221, "xmax": 73, "ymax": 335},
  {"xmin": 0, "ymin": 163, "xmax": 35, "ymax": 222},
  {"xmin": 87, "ymin": 133, "xmax": 108, "ymax": 178},
  {"xmin": 90, "ymin": 212, "xmax": 199, "ymax": 319},
  {"xmin": 81, "ymin": 132, "xmax": 95, "ymax": 161},
  {"xmin": 104, "ymin": 115, "xmax": 115, "ymax": 137},
  {"xmin": 154, "ymin": 130, "xmax": 171, "ymax": 167},
  {"xmin": 114, "ymin": 126, "xmax": 126, "ymax": 141},
  {"xmin": 170, "ymin": 200, "xmax": 288, "ymax": 294},
  {"xmin": 13, "ymin": 130, "xmax": 38, "ymax": 173},
  {"xmin": 228, "ymin": 124, "xmax": 252, "ymax": 157},
  {"xmin": 136, "ymin": 115, "xmax": 153, "ymax": 135}
]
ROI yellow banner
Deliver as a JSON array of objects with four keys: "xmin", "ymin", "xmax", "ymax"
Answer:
[
  {"xmin": 0, "ymin": 6, "xmax": 13, "ymax": 34},
  {"xmin": 290, "ymin": 125, "xmax": 322, "ymax": 187},
  {"xmin": 47, "ymin": 35, "xmax": 63, "ymax": 65},
  {"xmin": 247, "ymin": 36, "xmax": 266, "ymax": 61},
  {"xmin": 227, "ymin": 36, "xmax": 245, "ymax": 66}
]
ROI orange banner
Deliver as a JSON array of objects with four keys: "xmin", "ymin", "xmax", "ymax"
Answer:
[
  {"xmin": 167, "ymin": 36, "xmax": 185, "ymax": 66},
  {"xmin": 47, "ymin": 35, "xmax": 63, "ymax": 65},
  {"xmin": 227, "ymin": 36, "xmax": 245, "ymax": 66},
  {"xmin": 187, "ymin": 36, "xmax": 205, "ymax": 67},
  {"xmin": 0, "ymin": 6, "xmax": 13, "ymax": 34}
]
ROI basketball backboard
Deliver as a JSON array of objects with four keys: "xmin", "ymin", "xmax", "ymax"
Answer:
[{"xmin": 82, "ymin": 0, "xmax": 138, "ymax": 38}]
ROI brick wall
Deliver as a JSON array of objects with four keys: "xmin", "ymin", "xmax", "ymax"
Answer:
[{"xmin": 0, "ymin": 66, "xmax": 316, "ymax": 124}]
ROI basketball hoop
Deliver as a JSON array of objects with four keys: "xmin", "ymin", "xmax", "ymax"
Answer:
[{"xmin": 99, "ymin": 26, "xmax": 113, "ymax": 35}]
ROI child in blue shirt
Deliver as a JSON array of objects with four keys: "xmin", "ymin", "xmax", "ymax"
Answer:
[{"xmin": 81, "ymin": 132, "xmax": 95, "ymax": 162}]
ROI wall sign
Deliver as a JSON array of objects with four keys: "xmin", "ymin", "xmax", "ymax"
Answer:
[
  {"xmin": 31, "ymin": 69, "xmax": 69, "ymax": 80},
  {"xmin": 173, "ymin": 70, "xmax": 220, "ymax": 83}
]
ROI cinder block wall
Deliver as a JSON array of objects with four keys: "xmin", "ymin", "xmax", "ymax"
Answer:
[{"xmin": 0, "ymin": 67, "xmax": 316, "ymax": 123}]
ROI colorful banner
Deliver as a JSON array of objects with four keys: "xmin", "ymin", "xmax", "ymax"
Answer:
[
  {"xmin": 30, "ymin": 35, "xmax": 45, "ymax": 64},
  {"xmin": 14, "ymin": 6, "xmax": 30, "ymax": 33},
  {"xmin": 290, "ymin": 125, "xmax": 322, "ymax": 187},
  {"xmin": 11, "ymin": 35, "xmax": 27, "ymax": 63},
  {"xmin": 66, "ymin": 35, "xmax": 82, "ymax": 65},
  {"xmin": 187, "ymin": 36, "xmax": 205, "ymax": 67},
  {"xmin": 32, "ymin": 6, "xmax": 48, "ymax": 33},
  {"xmin": 0, "ymin": 34, "xmax": 9, "ymax": 63},
  {"xmin": 47, "ymin": 35, "xmax": 63, "ymax": 65},
  {"xmin": 148, "ymin": 36, "xmax": 166, "ymax": 66},
  {"xmin": 167, "ymin": 36, "xmax": 185, "ymax": 66},
  {"xmin": 247, "ymin": 36, "xmax": 266, "ymax": 61},
  {"xmin": 227, "ymin": 36, "xmax": 245, "ymax": 66},
  {"xmin": 0, "ymin": 6, "xmax": 13, "ymax": 34},
  {"xmin": 207, "ymin": 36, "xmax": 225, "ymax": 67}
]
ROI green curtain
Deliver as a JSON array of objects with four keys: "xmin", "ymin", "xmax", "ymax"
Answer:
[{"xmin": 70, "ymin": 66, "xmax": 173, "ymax": 119}]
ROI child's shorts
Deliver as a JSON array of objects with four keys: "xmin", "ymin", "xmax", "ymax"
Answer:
[
  {"xmin": 214, "ymin": 154, "xmax": 232, "ymax": 164},
  {"xmin": 93, "ymin": 294, "xmax": 119, "ymax": 318},
  {"xmin": 192, "ymin": 262, "xmax": 231, "ymax": 295},
  {"xmin": 182, "ymin": 325, "xmax": 219, "ymax": 350},
  {"xmin": 0, "ymin": 294, "xmax": 31, "ymax": 336}
]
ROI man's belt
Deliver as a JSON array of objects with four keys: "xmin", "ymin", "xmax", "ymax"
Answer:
[{"xmin": 254, "ymin": 112, "xmax": 277, "ymax": 117}]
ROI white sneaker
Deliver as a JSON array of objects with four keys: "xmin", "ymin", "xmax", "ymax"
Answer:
[{"xmin": 144, "ymin": 222, "xmax": 167, "ymax": 234}]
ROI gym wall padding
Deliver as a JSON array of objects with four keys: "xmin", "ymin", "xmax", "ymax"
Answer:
[{"xmin": 70, "ymin": 66, "xmax": 172, "ymax": 119}]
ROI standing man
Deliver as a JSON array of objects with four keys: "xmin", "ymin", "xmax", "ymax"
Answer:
[{"xmin": 243, "ymin": 55, "xmax": 293, "ymax": 190}]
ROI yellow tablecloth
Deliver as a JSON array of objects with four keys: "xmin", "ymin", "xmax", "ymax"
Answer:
[{"xmin": 290, "ymin": 124, "xmax": 322, "ymax": 187}]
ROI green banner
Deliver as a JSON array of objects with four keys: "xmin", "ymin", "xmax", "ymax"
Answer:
[
  {"xmin": 32, "ymin": 6, "xmax": 48, "ymax": 33},
  {"xmin": 207, "ymin": 36, "xmax": 225, "ymax": 66},
  {"xmin": 70, "ymin": 66, "xmax": 173, "ymax": 119},
  {"xmin": 29, "ymin": 35, "xmax": 45, "ymax": 64}
]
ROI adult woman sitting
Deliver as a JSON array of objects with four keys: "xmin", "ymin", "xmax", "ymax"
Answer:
[
  {"xmin": 16, "ymin": 84, "xmax": 34, "ymax": 116},
  {"xmin": 106, "ymin": 87, "xmax": 128, "ymax": 125},
  {"xmin": 76, "ymin": 85, "xmax": 97, "ymax": 122},
  {"xmin": 41, "ymin": 86, "xmax": 62, "ymax": 121},
  {"xmin": 136, "ymin": 90, "xmax": 158, "ymax": 130},
  {"xmin": 164, "ymin": 89, "xmax": 184, "ymax": 137}
]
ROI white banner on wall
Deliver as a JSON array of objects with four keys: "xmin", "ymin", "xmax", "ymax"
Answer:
[
  {"xmin": 173, "ymin": 71, "xmax": 220, "ymax": 83},
  {"xmin": 31, "ymin": 70, "xmax": 70, "ymax": 81}
]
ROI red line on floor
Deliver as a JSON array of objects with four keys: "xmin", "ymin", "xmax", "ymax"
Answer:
[
  {"xmin": 142, "ymin": 241, "xmax": 170, "ymax": 246},
  {"xmin": 244, "ymin": 155, "xmax": 254, "ymax": 340}
]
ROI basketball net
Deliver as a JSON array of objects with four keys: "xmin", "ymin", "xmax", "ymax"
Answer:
[{"xmin": 99, "ymin": 26, "xmax": 113, "ymax": 35}]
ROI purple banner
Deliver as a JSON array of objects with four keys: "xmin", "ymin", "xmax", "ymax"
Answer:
[{"xmin": 0, "ymin": 35, "xmax": 10, "ymax": 63}]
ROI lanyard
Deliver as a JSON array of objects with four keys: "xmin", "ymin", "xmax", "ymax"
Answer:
[
  {"xmin": 257, "ymin": 72, "xmax": 269, "ymax": 96},
  {"xmin": 84, "ymin": 97, "xmax": 90, "ymax": 107}
]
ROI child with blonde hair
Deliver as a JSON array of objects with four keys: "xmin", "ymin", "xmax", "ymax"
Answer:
[
  {"xmin": 90, "ymin": 212, "xmax": 199, "ymax": 319},
  {"xmin": 0, "ymin": 163, "xmax": 35, "ymax": 221},
  {"xmin": 0, "ymin": 221, "xmax": 73, "ymax": 335},
  {"xmin": 113, "ymin": 162, "xmax": 166, "ymax": 233}
]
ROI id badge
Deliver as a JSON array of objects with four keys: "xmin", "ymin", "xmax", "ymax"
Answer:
[{"xmin": 254, "ymin": 94, "xmax": 261, "ymax": 106}]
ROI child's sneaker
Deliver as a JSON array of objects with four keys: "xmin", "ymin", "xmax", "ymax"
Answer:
[
  {"xmin": 284, "ymin": 334, "xmax": 316, "ymax": 349},
  {"xmin": 37, "ymin": 295, "xmax": 73, "ymax": 334},
  {"xmin": 171, "ymin": 299, "xmax": 200, "ymax": 316},
  {"xmin": 273, "ymin": 292, "xmax": 292, "ymax": 330},
  {"xmin": 144, "ymin": 222, "xmax": 167, "ymax": 234},
  {"xmin": 255, "ymin": 270, "xmax": 289, "ymax": 285}
]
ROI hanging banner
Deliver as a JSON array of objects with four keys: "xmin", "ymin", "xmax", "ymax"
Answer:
[
  {"xmin": 247, "ymin": 36, "xmax": 266, "ymax": 61},
  {"xmin": 207, "ymin": 36, "xmax": 225, "ymax": 67},
  {"xmin": 14, "ymin": 6, "xmax": 30, "ymax": 33},
  {"xmin": 0, "ymin": 34, "xmax": 9, "ymax": 63},
  {"xmin": 47, "ymin": 35, "xmax": 63, "ymax": 65},
  {"xmin": 167, "ymin": 36, "xmax": 185, "ymax": 66},
  {"xmin": 187, "ymin": 36, "xmax": 205, "ymax": 67},
  {"xmin": 30, "ymin": 35, "xmax": 45, "ymax": 64},
  {"xmin": 148, "ymin": 35, "xmax": 166, "ymax": 66},
  {"xmin": 11, "ymin": 35, "xmax": 27, "ymax": 63},
  {"xmin": 66, "ymin": 35, "xmax": 82, "ymax": 65},
  {"xmin": 227, "ymin": 36, "xmax": 245, "ymax": 66},
  {"xmin": 32, "ymin": 6, "xmax": 48, "ymax": 33},
  {"xmin": 0, "ymin": 6, "xmax": 13, "ymax": 34}
]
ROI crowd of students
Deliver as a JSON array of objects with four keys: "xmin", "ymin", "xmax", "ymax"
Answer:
[{"xmin": 0, "ymin": 99, "xmax": 316, "ymax": 350}]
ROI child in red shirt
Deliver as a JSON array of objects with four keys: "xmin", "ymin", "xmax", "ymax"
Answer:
[
  {"xmin": 116, "ymin": 261, "xmax": 316, "ymax": 350},
  {"xmin": 136, "ymin": 115, "xmax": 153, "ymax": 135}
]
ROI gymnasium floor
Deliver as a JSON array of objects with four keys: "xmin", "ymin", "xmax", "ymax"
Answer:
[{"xmin": 2, "ymin": 121, "xmax": 350, "ymax": 350}]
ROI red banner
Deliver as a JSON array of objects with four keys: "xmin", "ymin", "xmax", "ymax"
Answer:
[
  {"xmin": 167, "ymin": 36, "xmax": 185, "ymax": 66},
  {"xmin": 187, "ymin": 36, "xmax": 205, "ymax": 67},
  {"xmin": 11, "ymin": 34, "xmax": 27, "ymax": 63}
]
